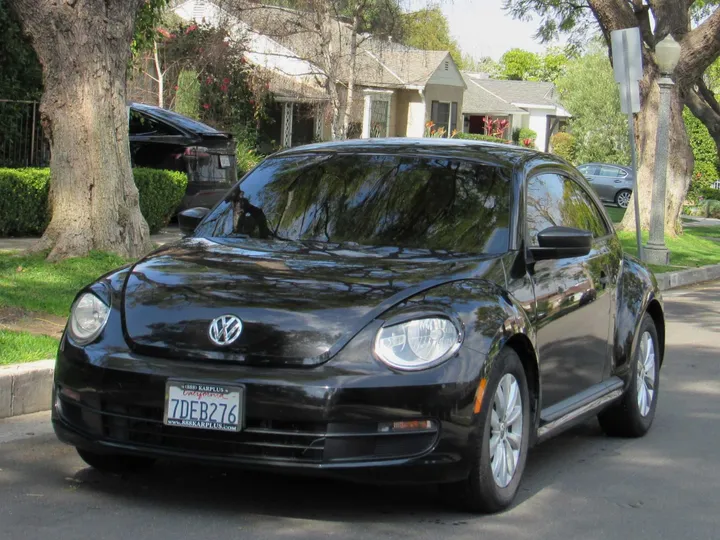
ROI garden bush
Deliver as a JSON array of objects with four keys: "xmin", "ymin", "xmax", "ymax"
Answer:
[
  {"xmin": 550, "ymin": 132, "xmax": 576, "ymax": 163},
  {"xmin": 454, "ymin": 132, "xmax": 511, "ymax": 144},
  {"xmin": 0, "ymin": 167, "xmax": 188, "ymax": 237},
  {"xmin": 707, "ymin": 200, "xmax": 720, "ymax": 219},
  {"xmin": 132, "ymin": 168, "xmax": 188, "ymax": 233}
]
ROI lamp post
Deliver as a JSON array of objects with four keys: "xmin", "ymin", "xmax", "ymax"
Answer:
[{"xmin": 644, "ymin": 35, "xmax": 682, "ymax": 265}]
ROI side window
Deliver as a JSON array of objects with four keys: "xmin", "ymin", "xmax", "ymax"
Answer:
[
  {"xmin": 526, "ymin": 173, "xmax": 609, "ymax": 246},
  {"xmin": 128, "ymin": 110, "xmax": 180, "ymax": 136},
  {"xmin": 599, "ymin": 165, "xmax": 622, "ymax": 178}
]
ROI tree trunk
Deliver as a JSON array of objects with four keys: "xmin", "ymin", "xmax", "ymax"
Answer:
[
  {"xmin": 618, "ymin": 77, "xmax": 693, "ymax": 237},
  {"xmin": 153, "ymin": 40, "xmax": 165, "ymax": 108},
  {"xmin": 8, "ymin": 0, "xmax": 151, "ymax": 261},
  {"xmin": 341, "ymin": 7, "xmax": 360, "ymax": 139}
]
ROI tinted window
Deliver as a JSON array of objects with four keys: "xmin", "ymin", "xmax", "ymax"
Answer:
[
  {"xmin": 132, "ymin": 105, "xmax": 222, "ymax": 135},
  {"xmin": 194, "ymin": 153, "xmax": 512, "ymax": 254},
  {"xmin": 526, "ymin": 173, "xmax": 609, "ymax": 245},
  {"xmin": 129, "ymin": 110, "xmax": 181, "ymax": 136},
  {"xmin": 599, "ymin": 165, "xmax": 623, "ymax": 177}
]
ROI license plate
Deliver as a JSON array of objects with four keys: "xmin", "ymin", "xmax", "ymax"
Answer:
[
  {"xmin": 163, "ymin": 381, "xmax": 243, "ymax": 432},
  {"xmin": 219, "ymin": 155, "xmax": 231, "ymax": 168}
]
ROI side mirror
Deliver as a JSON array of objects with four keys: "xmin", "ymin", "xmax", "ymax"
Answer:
[
  {"xmin": 178, "ymin": 207, "xmax": 210, "ymax": 237},
  {"xmin": 530, "ymin": 226, "xmax": 592, "ymax": 260}
]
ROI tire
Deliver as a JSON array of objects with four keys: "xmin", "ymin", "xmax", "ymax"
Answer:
[
  {"xmin": 598, "ymin": 314, "xmax": 660, "ymax": 437},
  {"xmin": 440, "ymin": 348, "xmax": 531, "ymax": 513},
  {"xmin": 615, "ymin": 189, "xmax": 632, "ymax": 209},
  {"xmin": 76, "ymin": 448, "xmax": 155, "ymax": 474}
]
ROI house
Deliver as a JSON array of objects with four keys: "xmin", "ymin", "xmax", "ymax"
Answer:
[
  {"xmin": 462, "ymin": 73, "xmax": 571, "ymax": 152},
  {"xmin": 173, "ymin": 0, "xmax": 466, "ymax": 148}
]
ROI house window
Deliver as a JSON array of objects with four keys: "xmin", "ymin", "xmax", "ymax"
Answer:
[
  {"xmin": 430, "ymin": 101, "xmax": 458, "ymax": 137},
  {"xmin": 370, "ymin": 99, "xmax": 389, "ymax": 138},
  {"xmin": 362, "ymin": 92, "xmax": 392, "ymax": 138}
]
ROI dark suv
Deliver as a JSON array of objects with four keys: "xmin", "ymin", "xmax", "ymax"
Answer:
[{"xmin": 128, "ymin": 103, "xmax": 237, "ymax": 211}]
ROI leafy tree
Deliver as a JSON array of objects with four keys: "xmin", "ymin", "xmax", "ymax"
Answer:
[
  {"xmin": 503, "ymin": 0, "xmax": 720, "ymax": 236},
  {"xmin": 555, "ymin": 48, "xmax": 630, "ymax": 166},
  {"xmin": 684, "ymin": 107, "xmax": 720, "ymax": 202},
  {"xmin": 462, "ymin": 55, "xmax": 500, "ymax": 76},
  {"xmin": 398, "ymin": 6, "xmax": 466, "ymax": 69},
  {"xmin": 497, "ymin": 48, "xmax": 542, "ymax": 80},
  {"xmin": 0, "ymin": 0, "xmax": 42, "ymax": 100}
]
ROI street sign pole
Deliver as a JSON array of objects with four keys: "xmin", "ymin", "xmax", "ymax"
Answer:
[
  {"xmin": 622, "ymin": 31, "xmax": 643, "ymax": 261},
  {"xmin": 612, "ymin": 28, "xmax": 644, "ymax": 261}
]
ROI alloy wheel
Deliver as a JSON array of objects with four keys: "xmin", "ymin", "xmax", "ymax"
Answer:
[
  {"xmin": 490, "ymin": 373, "xmax": 523, "ymax": 488},
  {"xmin": 616, "ymin": 191, "xmax": 631, "ymax": 208},
  {"xmin": 637, "ymin": 331, "xmax": 656, "ymax": 417}
]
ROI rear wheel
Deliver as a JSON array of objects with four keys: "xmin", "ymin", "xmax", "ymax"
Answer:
[
  {"xmin": 615, "ymin": 189, "xmax": 632, "ymax": 208},
  {"xmin": 440, "ymin": 348, "xmax": 530, "ymax": 513},
  {"xmin": 76, "ymin": 448, "xmax": 155, "ymax": 474},
  {"xmin": 598, "ymin": 314, "xmax": 660, "ymax": 437}
]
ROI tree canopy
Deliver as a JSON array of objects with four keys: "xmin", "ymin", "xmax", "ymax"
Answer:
[
  {"xmin": 398, "ymin": 6, "xmax": 466, "ymax": 68},
  {"xmin": 496, "ymin": 47, "xmax": 569, "ymax": 83}
]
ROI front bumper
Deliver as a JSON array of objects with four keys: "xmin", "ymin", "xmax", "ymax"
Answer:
[{"xmin": 52, "ymin": 339, "xmax": 487, "ymax": 484}]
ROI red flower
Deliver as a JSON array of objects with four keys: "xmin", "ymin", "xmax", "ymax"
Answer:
[
  {"xmin": 220, "ymin": 84, "xmax": 228, "ymax": 92},
  {"xmin": 157, "ymin": 27, "xmax": 171, "ymax": 38},
  {"xmin": 185, "ymin": 24, "xmax": 198, "ymax": 34},
  {"xmin": 174, "ymin": 85, "xmax": 179, "ymax": 90},
  {"xmin": 240, "ymin": 57, "xmax": 246, "ymax": 64},
  {"xmin": 222, "ymin": 77, "xmax": 230, "ymax": 84},
  {"xmin": 249, "ymin": 99, "xmax": 255, "ymax": 105},
  {"xmin": 206, "ymin": 76, "xmax": 213, "ymax": 85},
  {"xmin": 202, "ymin": 103, "xmax": 210, "ymax": 110}
]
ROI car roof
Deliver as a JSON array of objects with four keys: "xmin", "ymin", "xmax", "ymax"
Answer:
[
  {"xmin": 129, "ymin": 102, "xmax": 229, "ymax": 136},
  {"xmin": 272, "ymin": 138, "xmax": 550, "ymax": 169}
]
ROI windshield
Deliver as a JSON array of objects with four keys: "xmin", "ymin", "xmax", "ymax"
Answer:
[{"xmin": 194, "ymin": 152, "xmax": 512, "ymax": 255}]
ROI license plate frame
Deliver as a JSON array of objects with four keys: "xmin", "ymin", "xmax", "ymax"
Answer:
[
  {"xmin": 219, "ymin": 154, "xmax": 231, "ymax": 168},
  {"xmin": 163, "ymin": 380, "xmax": 244, "ymax": 432}
]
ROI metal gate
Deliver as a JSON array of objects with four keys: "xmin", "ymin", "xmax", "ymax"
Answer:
[{"xmin": 0, "ymin": 100, "xmax": 50, "ymax": 168}]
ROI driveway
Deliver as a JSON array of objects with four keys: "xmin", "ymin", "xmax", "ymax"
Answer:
[{"xmin": 1, "ymin": 282, "xmax": 719, "ymax": 540}]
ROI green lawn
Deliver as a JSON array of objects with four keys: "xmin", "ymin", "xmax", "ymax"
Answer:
[
  {"xmin": 0, "ymin": 330, "xmax": 59, "ymax": 365},
  {"xmin": 605, "ymin": 206, "xmax": 626, "ymax": 224},
  {"xmin": 0, "ymin": 251, "xmax": 129, "ymax": 316},
  {"xmin": 618, "ymin": 227, "xmax": 720, "ymax": 273}
]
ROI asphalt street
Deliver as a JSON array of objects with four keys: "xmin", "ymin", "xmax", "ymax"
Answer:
[{"xmin": 1, "ymin": 282, "xmax": 719, "ymax": 540}]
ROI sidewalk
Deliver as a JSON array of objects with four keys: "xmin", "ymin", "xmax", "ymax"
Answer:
[{"xmin": 0, "ymin": 226, "xmax": 183, "ymax": 252}]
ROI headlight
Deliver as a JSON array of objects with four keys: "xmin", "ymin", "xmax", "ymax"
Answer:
[
  {"xmin": 69, "ymin": 293, "xmax": 110, "ymax": 344},
  {"xmin": 374, "ymin": 317, "xmax": 462, "ymax": 371}
]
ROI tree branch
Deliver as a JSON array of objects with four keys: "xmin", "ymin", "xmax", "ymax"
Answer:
[
  {"xmin": 685, "ymin": 85, "xmax": 720, "ymax": 153},
  {"xmin": 676, "ymin": 7, "xmax": 720, "ymax": 83}
]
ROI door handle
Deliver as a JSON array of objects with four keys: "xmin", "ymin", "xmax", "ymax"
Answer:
[{"xmin": 614, "ymin": 179, "xmax": 622, "ymax": 183}]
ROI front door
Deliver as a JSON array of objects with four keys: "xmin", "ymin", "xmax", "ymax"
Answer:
[{"xmin": 525, "ymin": 172, "xmax": 616, "ymax": 408}]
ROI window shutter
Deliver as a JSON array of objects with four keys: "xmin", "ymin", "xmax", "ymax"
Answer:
[
  {"xmin": 450, "ymin": 102, "xmax": 458, "ymax": 134},
  {"xmin": 431, "ymin": 101, "xmax": 439, "ymax": 125}
]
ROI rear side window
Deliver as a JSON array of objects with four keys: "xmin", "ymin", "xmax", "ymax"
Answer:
[
  {"xmin": 526, "ymin": 173, "xmax": 610, "ymax": 245},
  {"xmin": 129, "ymin": 110, "xmax": 181, "ymax": 136},
  {"xmin": 194, "ymin": 152, "xmax": 512, "ymax": 254},
  {"xmin": 599, "ymin": 165, "xmax": 624, "ymax": 178}
]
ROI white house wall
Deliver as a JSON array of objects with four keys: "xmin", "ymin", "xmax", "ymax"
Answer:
[
  {"xmin": 528, "ymin": 109, "xmax": 548, "ymax": 151},
  {"xmin": 426, "ymin": 54, "xmax": 465, "ymax": 88}
]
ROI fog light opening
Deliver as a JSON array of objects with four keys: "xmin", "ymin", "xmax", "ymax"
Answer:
[
  {"xmin": 59, "ymin": 386, "xmax": 81, "ymax": 402},
  {"xmin": 378, "ymin": 419, "xmax": 437, "ymax": 433}
]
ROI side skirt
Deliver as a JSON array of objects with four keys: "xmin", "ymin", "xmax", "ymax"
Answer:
[{"xmin": 536, "ymin": 377, "xmax": 624, "ymax": 443}]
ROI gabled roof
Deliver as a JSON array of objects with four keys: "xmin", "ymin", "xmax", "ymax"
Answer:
[{"xmin": 462, "ymin": 73, "xmax": 568, "ymax": 116}]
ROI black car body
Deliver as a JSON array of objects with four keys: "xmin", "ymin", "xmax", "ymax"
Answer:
[
  {"xmin": 128, "ymin": 103, "xmax": 237, "ymax": 211},
  {"xmin": 52, "ymin": 139, "xmax": 665, "ymax": 512}
]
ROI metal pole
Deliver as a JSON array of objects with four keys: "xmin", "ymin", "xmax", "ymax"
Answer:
[
  {"xmin": 644, "ymin": 76, "xmax": 673, "ymax": 265},
  {"xmin": 622, "ymin": 31, "xmax": 643, "ymax": 260}
]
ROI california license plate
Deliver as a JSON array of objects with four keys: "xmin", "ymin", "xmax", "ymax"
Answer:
[
  {"xmin": 219, "ymin": 155, "xmax": 231, "ymax": 168},
  {"xmin": 163, "ymin": 381, "xmax": 243, "ymax": 432}
]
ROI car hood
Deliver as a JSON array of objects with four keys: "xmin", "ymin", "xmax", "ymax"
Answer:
[{"xmin": 121, "ymin": 237, "xmax": 501, "ymax": 365}]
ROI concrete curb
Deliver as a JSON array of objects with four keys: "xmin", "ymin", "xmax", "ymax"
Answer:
[
  {"xmin": 655, "ymin": 263, "xmax": 720, "ymax": 291},
  {"xmin": 0, "ymin": 359, "xmax": 54, "ymax": 419}
]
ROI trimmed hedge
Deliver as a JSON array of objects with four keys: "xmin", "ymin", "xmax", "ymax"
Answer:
[
  {"xmin": 550, "ymin": 132, "xmax": 576, "ymax": 163},
  {"xmin": 0, "ymin": 167, "xmax": 188, "ymax": 237},
  {"xmin": 132, "ymin": 168, "xmax": 188, "ymax": 233},
  {"xmin": 454, "ymin": 132, "xmax": 511, "ymax": 144}
]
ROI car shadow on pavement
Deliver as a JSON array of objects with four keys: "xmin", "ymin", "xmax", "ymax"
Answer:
[{"xmin": 63, "ymin": 419, "xmax": 615, "ymax": 522}]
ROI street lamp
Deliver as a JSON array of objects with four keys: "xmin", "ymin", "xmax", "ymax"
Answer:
[{"xmin": 644, "ymin": 34, "xmax": 681, "ymax": 265}]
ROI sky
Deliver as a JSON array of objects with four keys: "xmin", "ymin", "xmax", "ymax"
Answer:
[{"xmin": 405, "ymin": 0, "xmax": 566, "ymax": 60}]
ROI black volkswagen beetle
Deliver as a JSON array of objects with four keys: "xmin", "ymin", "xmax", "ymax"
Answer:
[{"xmin": 52, "ymin": 139, "xmax": 665, "ymax": 513}]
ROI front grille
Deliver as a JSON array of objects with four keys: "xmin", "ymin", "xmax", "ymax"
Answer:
[{"xmin": 57, "ymin": 394, "xmax": 438, "ymax": 464}]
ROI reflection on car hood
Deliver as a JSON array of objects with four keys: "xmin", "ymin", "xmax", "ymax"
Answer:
[{"xmin": 122, "ymin": 238, "xmax": 500, "ymax": 365}]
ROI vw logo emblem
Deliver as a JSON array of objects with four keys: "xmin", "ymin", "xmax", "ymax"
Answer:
[{"xmin": 208, "ymin": 315, "xmax": 243, "ymax": 346}]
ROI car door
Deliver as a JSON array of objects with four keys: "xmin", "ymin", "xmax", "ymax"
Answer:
[
  {"xmin": 525, "ymin": 172, "xmax": 616, "ymax": 408},
  {"xmin": 578, "ymin": 165, "xmax": 605, "ymax": 200},
  {"xmin": 593, "ymin": 165, "xmax": 626, "ymax": 200}
]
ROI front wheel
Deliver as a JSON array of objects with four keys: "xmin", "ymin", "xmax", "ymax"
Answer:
[
  {"xmin": 440, "ymin": 348, "xmax": 530, "ymax": 513},
  {"xmin": 598, "ymin": 314, "xmax": 660, "ymax": 437},
  {"xmin": 615, "ymin": 189, "xmax": 632, "ymax": 209}
]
